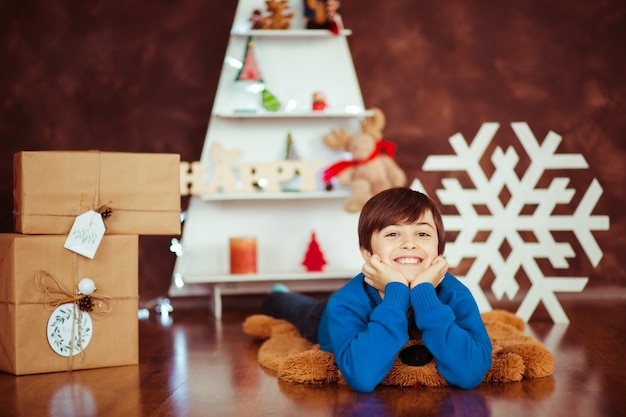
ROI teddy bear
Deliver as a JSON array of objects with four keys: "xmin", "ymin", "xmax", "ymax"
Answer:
[
  {"xmin": 259, "ymin": 0, "xmax": 294, "ymax": 30},
  {"xmin": 323, "ymin": 108, "xmax": 407, "ymax": 213},
  {"xmin": 304, "ymin": 0, "xmax": 341, "ymax": 34},
  {"xmin": 242, "ymin": 309, "xmax": 555, "ymax": 388}
]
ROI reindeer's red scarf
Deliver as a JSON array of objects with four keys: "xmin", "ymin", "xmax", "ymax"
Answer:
[{"xmin": 322, "ymin": 139, "xmax": 397, "ymax": 183}]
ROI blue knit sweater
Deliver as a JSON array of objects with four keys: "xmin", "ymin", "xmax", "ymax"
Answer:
[{"xmin": 317, "ymin": 272, "xmax": 492, "ymax": 392}]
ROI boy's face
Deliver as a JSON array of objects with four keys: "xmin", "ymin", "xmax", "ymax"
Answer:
[{"xmin": 361, "ymin": 209, "xmax": 440, "ymax": 284}]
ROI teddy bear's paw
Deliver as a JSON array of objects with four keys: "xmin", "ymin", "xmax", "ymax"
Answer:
[
  {"xmin": 484, "ymin": 351, "xmax": 525, "ymax": 383},
  {"xmin": 258, "ymin": 331, "xmax": 313, "ymax": 372},
  {"xmin": 277, "ymin": 350, "xmax": 339, "ymax": 384},
  {"xmin": 502, "ymin": 343, "xmax": 556, "ymax": 378},
  {"xmin": 242, "ymin": 314, "xmax": 291, "ymax": 339}
]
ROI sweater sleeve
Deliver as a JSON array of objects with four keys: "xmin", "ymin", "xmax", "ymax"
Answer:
[
  {"xmin": 410, "ymin": 273, "xmax": 492, "ymax": 389},
  {"xmin": 323, "ymin": 279, "xmax": 410, "ymax": 393}
]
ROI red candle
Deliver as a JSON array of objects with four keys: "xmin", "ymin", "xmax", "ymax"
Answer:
[{"xmin": 229, "ymin": 237, "xmax": 257, "ymax": 274}]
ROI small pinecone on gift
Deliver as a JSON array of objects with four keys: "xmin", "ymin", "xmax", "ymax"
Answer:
[
  {"xmin": 99, "ymin": 206, "xmax": 113, "ymax": 219},
  {"xmin": 78, "ymin": 295, "xmax": 95, "ymax": 312}
]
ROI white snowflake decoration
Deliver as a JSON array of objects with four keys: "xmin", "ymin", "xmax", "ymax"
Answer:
[{"xmin": 411, "ymin": 122, "xmax": 610, "ymax": 323}]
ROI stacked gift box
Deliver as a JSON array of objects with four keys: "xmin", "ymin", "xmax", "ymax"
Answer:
[{"xmin": 0, "ymin": 151, "xmax": 181, "ymax": 375}]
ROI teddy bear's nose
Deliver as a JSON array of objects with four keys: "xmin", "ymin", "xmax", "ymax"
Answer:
[{"xmin": 399, "ymin": 345, "xmax": 434, "ymax": 367}]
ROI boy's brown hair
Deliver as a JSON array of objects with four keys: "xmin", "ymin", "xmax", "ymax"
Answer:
[{"xmin": 358, "ymin": 188, "xmax": 446, "ymax": 255}]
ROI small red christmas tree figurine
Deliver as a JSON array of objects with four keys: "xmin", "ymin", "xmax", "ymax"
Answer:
[{"xmin": 302, "ymin": 231, "xmax": 327, "ymax": 272}]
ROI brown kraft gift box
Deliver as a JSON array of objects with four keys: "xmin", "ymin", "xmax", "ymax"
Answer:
[
  {"xmin": 13, "ymin": 151, "xmax": 181, "ymax": 235},
  {"xmin": 0, "ymin": 234, "xmax": 139, "ymax": 375}
]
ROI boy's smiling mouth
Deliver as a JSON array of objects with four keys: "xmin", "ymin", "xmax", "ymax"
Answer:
[{"xmin": 395, "ymin": 257, "xmax": 422, "ymax": 265}]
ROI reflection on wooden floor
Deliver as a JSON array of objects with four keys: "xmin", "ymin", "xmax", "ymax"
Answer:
[{"xmin": 1, "ymin": 294, "xmax": 625, "ymax": 417}]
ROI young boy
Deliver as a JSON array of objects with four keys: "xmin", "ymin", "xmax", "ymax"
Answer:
[{"xmin": 262, "ymin": 187, "xmax": 492, "ymax": 392}]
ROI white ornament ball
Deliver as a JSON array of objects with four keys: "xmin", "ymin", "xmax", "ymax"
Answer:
[{"xmin": 78, "ymin": 278, "xmax": 96, "ymax": 295}]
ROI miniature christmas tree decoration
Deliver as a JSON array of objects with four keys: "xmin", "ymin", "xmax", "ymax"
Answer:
[
  {"xmin": 302, "ymin": 231, "xmax": 327, "ymax": 272},
  {"xmin": 282, "ymin": 132, "xmax": 301, "ymax": 191},
  {"xmin": 262, "ymin": 88, "xmax": 281, "ymax": 111},
  {"xmin": 236, "ymin": 36, "xmax": 263, "ymax": 81},
  {"xmin": 285, "ymin": 132, "xmax": 300, "ymax": 161}
]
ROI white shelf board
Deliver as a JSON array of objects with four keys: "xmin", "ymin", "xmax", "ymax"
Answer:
[
  {"xmin": 231, "ymin": 29, "xmax": 352, "ymax": 37},
  {"xmin": 199, "ymin": 190, "xmax": 349, "ymax": 201},
  {"xmin": 215, "ymin": 110, "xmax": 373, "ymax": 119},
  {"xmin": 181, "ymin": 270, "xmax": 355, "ymax": 284}
]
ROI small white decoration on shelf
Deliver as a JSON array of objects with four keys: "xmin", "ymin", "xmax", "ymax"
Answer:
[{"xmin": 205, "ymin": 142, "xmax": 242, "ymax": 193}]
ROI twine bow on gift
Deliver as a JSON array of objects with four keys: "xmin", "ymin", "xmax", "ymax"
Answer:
[{"xmin": 34, "ymin": 271, "xmax": 114, "ymax": 318}]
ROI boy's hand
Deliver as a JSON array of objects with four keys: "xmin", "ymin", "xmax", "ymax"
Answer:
[
  {"xmin": 362, "ymin": 255, "xmax": 408, "ymax": 296},
  {"xmin": 409, "ymin": 256, "xmax": 448, "ymax": 289}
]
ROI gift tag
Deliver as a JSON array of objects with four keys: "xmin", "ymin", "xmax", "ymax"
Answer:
[
  {"xmin": 64, "ymin": 210, "xmax": 106, "ymax": 259},
  {"xmin": 47, "ymin": 304, "xmax": 93, "ymax": 357}
]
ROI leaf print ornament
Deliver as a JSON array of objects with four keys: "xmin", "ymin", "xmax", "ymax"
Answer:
[{"xmin": 47, "ymin": 304, "xmax": 93, "ymax": 357}]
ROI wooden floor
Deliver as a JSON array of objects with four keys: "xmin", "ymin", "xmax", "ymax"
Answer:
[{"xmin": 2, "ymin": 293, "xmax": 626, "ymax": 417}]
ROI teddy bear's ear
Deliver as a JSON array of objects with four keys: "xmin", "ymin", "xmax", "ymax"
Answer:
[
  {"xmin": 362, "ymin": 108, "xmax": 386, "ymax": 137},
  {"xmin": 324, "ymin": 128, "xmax": 351, "ymax": 151},
  {"xmin": 482, "ymin": 309, "xmax": 525, "ymax": 331}
]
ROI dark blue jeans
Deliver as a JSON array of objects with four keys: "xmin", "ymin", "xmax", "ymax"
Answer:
[{"xmin": 261, "ymin": 292, "xmax": 327, "ymax": 344}]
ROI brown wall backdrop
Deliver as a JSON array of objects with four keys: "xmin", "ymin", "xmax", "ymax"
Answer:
[{"xmin": 1, "ymin": 1, "xmax": 624, "ymax": 303}]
